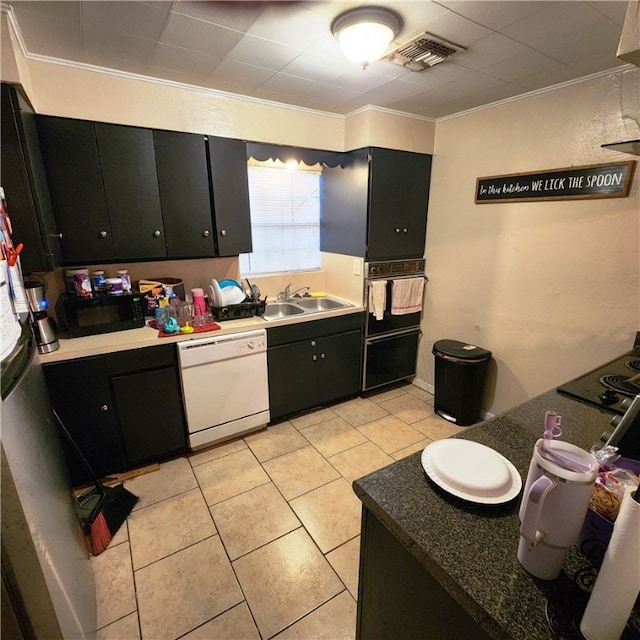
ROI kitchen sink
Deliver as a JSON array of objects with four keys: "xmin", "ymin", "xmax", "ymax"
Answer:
[
  {"xmin": 295, "ymin": 297, "xmax": 348, "ymax": 311},
  {"xmin": 262, "ymin": 303, "xmax": 306, "ymax": 320},
  {"xmin": 262, "ymin": 296, "xmax": 353, "ymax": 321}
]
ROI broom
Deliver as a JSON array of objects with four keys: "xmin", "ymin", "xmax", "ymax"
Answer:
[{"xmin": 52, "ymin": 408, "xmax": 139, "ymax": 555}]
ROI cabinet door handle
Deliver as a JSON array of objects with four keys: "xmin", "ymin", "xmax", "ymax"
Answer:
[
  {"xmin": 153, "ymin": 230, "xmax": 162, "ymax": 238},
  {"xmin": 203, "ymin": 230, "xmax": 210, "ymax": 237},
  {"xmin": 394, "ymin": 228, "xmax": 400, "ymax": 233},
  {"xmin": 220, "ymin": 229, "xmax": 227, "ymax": 237},
  {"xmin": 320, "ymin": 353, "xmax": 325, "ymax": 359},
  {"xmin": 100, "ymin": 404, "xmax": 109, "ymax": 412},
  {"xmin": 403, "ymin": 228, "xmax": 408, "ymax": 233},
  {"xmin": 312, "ymin": 355, "xmax": 317, "ymax": 361},
  {"xmin": 50, "ymin": 232, "xmax": 63, "ymax": 239},
  {"xmin": 310, "ymin": 340, "xmax": 317, "ymax": 347},
  {"xmin": 99, "ymin": 230, "xmax": 108, "ymax": 238}
]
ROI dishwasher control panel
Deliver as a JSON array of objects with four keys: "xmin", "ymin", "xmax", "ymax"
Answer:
[{"xmin": 177, "ymin": 329, "xmax": 267, "ymax": 368}]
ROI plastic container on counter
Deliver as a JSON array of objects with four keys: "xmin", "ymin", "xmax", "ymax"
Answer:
[
  {"xmin": 105, "ymin": 277, "xmax": 123, "ymax": 295},
  {"xmin": 117, "ymin": 269, "xmax": 131, "ymax": 293},
  {"xmin": 65, "ymin": 268, "xmax": 92, "ymax": 298}
]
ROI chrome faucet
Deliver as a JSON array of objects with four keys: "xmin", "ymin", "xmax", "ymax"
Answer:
[{"xmin": 277, "ymin": 283, "xmax": 310, "ymax": 301}]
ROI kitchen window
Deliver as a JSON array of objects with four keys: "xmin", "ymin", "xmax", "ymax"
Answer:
[{"xmin": 240, "ymin": 159, "xmax": 321, "ymax": 276}]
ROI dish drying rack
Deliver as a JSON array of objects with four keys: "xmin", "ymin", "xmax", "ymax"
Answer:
[{"xmin": 208, "ymin": 297, "xmax": 266, "ymax": 321}]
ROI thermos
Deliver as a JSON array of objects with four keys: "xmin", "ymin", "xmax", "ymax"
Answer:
[{"xmin": 517, "ymin": 437, "xmax": 597, "ymax": 579}]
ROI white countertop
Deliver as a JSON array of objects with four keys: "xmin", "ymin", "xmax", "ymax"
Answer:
[{"xmin": 38, "ymin": 302, "xmax": 364, "ymax": 364}]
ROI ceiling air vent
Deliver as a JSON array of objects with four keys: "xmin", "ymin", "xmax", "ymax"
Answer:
[{"xmin": 384, "ymin": 32, "xmax": 466, "ymax": 71}]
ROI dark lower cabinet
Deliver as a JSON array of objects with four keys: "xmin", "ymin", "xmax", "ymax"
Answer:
[
  {"xmin": 267, "ymin": 314, "xmax": 363, "ymax": 421},
  {"xmin": 42, "ymin": 355, "xmax": 126, "ymax": 486},
  {"xmin": 43, "ymin": 344, "xmax": 187, "ymax": 486},
  {"xmin": 357, "ymin": 507, "xmax": 492, "ymax": 640}
]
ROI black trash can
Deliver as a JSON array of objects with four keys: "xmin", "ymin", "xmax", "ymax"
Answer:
[{"xmin": 432, "ymin": 339, "xmax": 492, "ymax": 426}]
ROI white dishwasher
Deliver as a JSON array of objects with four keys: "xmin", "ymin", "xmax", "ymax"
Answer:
[{"xmin": 177, "ymin": 329, "xmax": 270, "ymax": 451}]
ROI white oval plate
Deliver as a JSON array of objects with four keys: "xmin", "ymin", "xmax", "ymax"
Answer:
[{"xmin": 421, "ymin": 439, "xmax": 522, "ymax": 504}]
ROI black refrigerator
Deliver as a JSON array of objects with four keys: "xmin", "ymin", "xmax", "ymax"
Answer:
[{"xmin": 1, "ymin": 312, "xmax": 96, "ymax": 637}]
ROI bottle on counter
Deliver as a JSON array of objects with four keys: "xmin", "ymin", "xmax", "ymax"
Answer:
[
  {"xmin": 117, "ymin": 269, "xmax": 131, "ymax": 293},
  {"xmin": 92, "ymin": 270, "xmax": 107, "ymax": 293}
]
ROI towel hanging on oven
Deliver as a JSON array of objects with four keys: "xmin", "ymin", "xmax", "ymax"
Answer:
[
  {"xmin": 391, "ymin": 278, "xmax": 424, "ymax": 315},
  {"xmin": 368, "ymin": 280, "xmax": 387, "ymax": 320}
]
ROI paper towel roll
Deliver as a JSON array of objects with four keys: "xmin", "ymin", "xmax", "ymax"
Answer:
[{"xmin": 580, "ymin": 486, "xmax": 640, "ymax": 640}]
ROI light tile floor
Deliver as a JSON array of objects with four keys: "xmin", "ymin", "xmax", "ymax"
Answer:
[{"xmin": 93, "ymin": 382, "xmax": 465, "ymax": 640}]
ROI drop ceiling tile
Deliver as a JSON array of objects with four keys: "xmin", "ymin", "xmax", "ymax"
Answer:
[
  {"xmin": 350, "ymin": 77, "xmax": 434, "ymax": 107},
  {"xmin": 281, "ymin": 51, "xmax": 347, "ymax": 84},
  {"xmin": 172, "ymin": 0, "xmax": 263, "ymax": 32},
  {"xmin": 246, "ymin": 4, "xmax": 327, "ymax": 49},
  {"xmin": 501, "ymin": 2, "xmax": 607, "ymax": 51},
  {"xmin": 151, "ymin": 42, "xmax": 222, "ymax": 79},
  {"xmin": 482, "ymin": 48, "xmax": 573, "ymax": 84},
  {"xmin": 587, "ymin": 1, "xmax": 630, "ymax": 24},
  {"xmin": 436, "ymin": 0, "xmax": 551, "ymax": 31},
  {"xmin": 81, "ymin": 1, "xmax": 170, "ymax": 41},
  {"xmin": 12, "ymin": 7, "xmax": 81, "ymax": 59},
  {"xmin": 161, "ymin": 13, "xmax": 243, "ymax": 57},
  {"xmin": 411, "ymin": 7, "xmax": 493, "ymax": 46},
  {"xmin": 539, "ymin": 20, "xmax": 625, "ymax": 73},
  {"xmin": 11, "ymin": 0, "xmax": 80, "ymax": 22},
  {"xmin": 455, "ymin": 32, "xmax": 533, "ymax": 71},
  {"xmin": 397, "ymin": 61, "xmax": 475, "ymax": 89},
  {"xmin": 328, "ymin": 67, "xmax": 403, "ymax": 93},
  {"xmin": 382, "ymin": 1, "xmax": 453, "ymax": 41},
  {"xmin": 225, "ymin": 35, "xmax": 302, "ymax": 71},
  {"xmin": 514, "ymin": 62, "xmax": 592, "ymax": 92},
  {"xmin": 444, "ymin": 81, "xmax": 528, "ymax": 111},
  {"xmin": 82, "ymin": 28, "xmax": 158, "ymax": 67},
  {"xmin": 204, "ymin": 59, "xmax": 275, "ymax": 89},
  {"xmin": 259, "ymin": 72, "xmax": 324, "ymax": 97}
]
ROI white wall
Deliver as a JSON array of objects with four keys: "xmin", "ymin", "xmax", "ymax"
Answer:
[{"xmin": 416, "ymin": 67, "xmax": 640, "ymax": 415}]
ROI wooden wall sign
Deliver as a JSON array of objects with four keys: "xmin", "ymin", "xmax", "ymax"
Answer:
[{"xmin": 475, "ymin": 161, "xmax": 636, "ymax": 203}]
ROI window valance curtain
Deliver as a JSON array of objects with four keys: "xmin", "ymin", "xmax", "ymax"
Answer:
[{"xmin": 246, "ymin": 142, "xmax": 347, "ymax": 168}]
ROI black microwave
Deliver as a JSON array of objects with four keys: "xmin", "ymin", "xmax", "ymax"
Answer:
[{"xmin": 62, "ymin": 292, "xmax": 146, "ymax": 338}]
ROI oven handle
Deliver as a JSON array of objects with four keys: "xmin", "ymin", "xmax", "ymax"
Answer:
[{"xmin": 365, "ymin": 328, "xmax": 422, "ymax": 345}]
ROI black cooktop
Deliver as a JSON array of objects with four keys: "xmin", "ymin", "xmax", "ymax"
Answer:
[{"xmin": 557, "ymin": 353, "xmax": 640, "ymax": 416}]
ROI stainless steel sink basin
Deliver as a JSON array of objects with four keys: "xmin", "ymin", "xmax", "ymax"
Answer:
[
  {"xmin": 262, "ymin": 296, "xmax": 353, "ymax": 321},
  {"xmin": 262, "ymin": 303, "xmax": 306, "ymax": 320},
  {"xmin": 295, "ymin": 297, "xmax": 348, "ymax": 311}
]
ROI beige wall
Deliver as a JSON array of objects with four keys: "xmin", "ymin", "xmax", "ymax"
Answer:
[
  {"xmin": 4, "ymin": 27, "xmax": 638, "ymax": 415},
  {"xmin": 416, "ymin": 67, "xmax": 640, "ymax": 415}
]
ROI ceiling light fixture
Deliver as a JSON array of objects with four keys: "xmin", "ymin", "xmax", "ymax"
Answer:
[{"xmin": 331, "ymin": 7, "xmax": 401, "ymax": 69}]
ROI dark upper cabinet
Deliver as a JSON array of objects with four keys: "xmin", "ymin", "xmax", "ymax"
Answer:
[
  {"xmin": 207, "ymin": 136, "xmax": 252, "ymax": 256},
  {"xmin": 94, "ymin": 123, "xmax": 165, "ymax": 259},
  {"xmin": 367, "ymin": 148, "xmax": 432, "ymax": 260},
  {"xmin": 35, "ymin": 115, "xmax": 115, "ymax": 264},
  {"xmin": 153, "ymin": 129, "xmax": 216, "ymax": 258},
  {"xmin": 0, "ymin": 83, "xmax": 61, "ymax": 273},
  {"xmin": 321, "ymin": 147, "xmax": 432, "ymax": 261},
  {"xmin": 35, "ymin": 116, "xmax": 166, "ymax": 264}
]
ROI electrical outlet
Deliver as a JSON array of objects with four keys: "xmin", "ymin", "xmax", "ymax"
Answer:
[{"xmin": 353, "ymin": 259, "xmax": 361, "ymax": 276}]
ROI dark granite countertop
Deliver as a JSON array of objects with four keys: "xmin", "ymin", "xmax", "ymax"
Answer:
[{"xmin": 353, "ymin": 389, "xmax": 617, "ymax": 640}]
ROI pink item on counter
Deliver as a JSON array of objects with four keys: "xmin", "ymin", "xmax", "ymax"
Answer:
[{"xmin": 191, "ymin": 288, "xmax": 206, "ymax": 315}]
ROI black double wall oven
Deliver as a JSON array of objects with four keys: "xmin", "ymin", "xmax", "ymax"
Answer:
[{"xmin": 363, "ymin": 259, "xmax": 426, "ymax": 391}]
